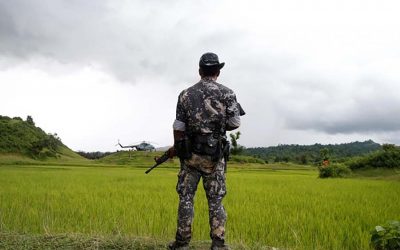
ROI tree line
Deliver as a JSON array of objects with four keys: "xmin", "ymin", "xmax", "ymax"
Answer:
[{"xmin": 243, "ymin": 140, "xmax": 381, "ymax": 164}]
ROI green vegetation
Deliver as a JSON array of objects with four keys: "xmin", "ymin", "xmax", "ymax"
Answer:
[
  {"xmin": 96, "ymin": 150, "xmax": 176, "ymax": 167},
  {"xmin": 370, "ymin": 220, "xmax": 400, "ymax": 250},
  {"xmin": 0, "ymin": 233, "xmax": 170, "ymax": 250},
  {"xmin": 77, "ymin": 151, "xmax": 114, "ymax": 159},
  {"xmin": 318, "ymin": 163, "xmax": 352, "ymax": 178},
  {"xmin": 229, "ymin": 154, "xmax": 266, "ymax": 164},
  {"xmin": 317, "ymin": 144, "xmax": 400, "ymax": 178},
  {"xmin": 351, "ymin": 168, "xmax": 400, "ymax": 181},
  {"xmin": 348, "ymin": 144, "xmax": 400, "ymax": 170},
  {"xmin": 1, "ymin": 115, "xmax": 399, "ymax": 249},
  {"xmin": 0, "ymin": 162, "xmax": 399, "ymax": 250},
  {"xmin": 245, "ymin": 140, "xmax": 381, "ymax": 164},
  {"xmin": 0, "ymin": 147, "xmax": 86, "ymax": 167},
  {"xmin": 229, "ymin": 131, "xmax": 244, "ymax": 155},
  {"xmin": 0, "ymin": 115, "xmax": 80, "ymax": 160}
]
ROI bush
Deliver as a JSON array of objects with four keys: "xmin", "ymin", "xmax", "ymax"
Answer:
[
  {"xmin": 348, "ymin": 144, "xmax": 400, "ymax": 170},
  {"xmin": 371, "ymin": 220, "xmax": 400, "ymax": 250},
  {"xmin": 346, "ymin": 156, "xmax": 366, "ymax": 170},
  {"xmin": 318, "ymin": 163, "xmax": 351, "ymax": 178},
  {"xmin": 29, "ymin": 133, "xmax": 62, "ymax": 158}
]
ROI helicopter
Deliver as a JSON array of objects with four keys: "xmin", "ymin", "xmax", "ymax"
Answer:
[{"xmin": 116, "ymin": 140, "xmax": 156, "ymax": 152}]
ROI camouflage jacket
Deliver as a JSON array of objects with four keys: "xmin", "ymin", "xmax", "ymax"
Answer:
[{"xmin": 176, "ymin": 77, "xmax": 240, "ymax": 135}]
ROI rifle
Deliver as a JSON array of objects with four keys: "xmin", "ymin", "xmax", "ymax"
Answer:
[{"xmin": 145, "ymin": 147, "xmax": 174, "ymax": 174}]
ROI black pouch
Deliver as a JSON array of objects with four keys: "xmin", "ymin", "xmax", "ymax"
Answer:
[
  {"xmin": 174, "ymin": 138, "xmax": 192, "ymax": 160},
  {"xmin": 192, "ymin": 134, "xmax": 223, "ymax": 162}
]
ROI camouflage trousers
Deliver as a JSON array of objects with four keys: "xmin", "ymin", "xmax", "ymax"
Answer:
[{"xmin": 174, "ymin": 155, "xmax": 227, "ymax": 245}]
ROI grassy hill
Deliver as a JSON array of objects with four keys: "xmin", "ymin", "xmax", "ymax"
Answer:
[
  {"xmin": 0, "ymin": 115, "xmax": 85, "ymax": 163},
  {"xmin": 96, "ymin": 150, "xmax": 178, "ymax": 169}
]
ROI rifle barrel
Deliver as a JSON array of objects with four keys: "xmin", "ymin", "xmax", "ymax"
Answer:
[
  {"xmin": 145, "ymin": 150, "xmax": 170, "ymax": 174},
  {"xmin": 145, "ymin": 163, "xmax": 160, "ymax": 174}
]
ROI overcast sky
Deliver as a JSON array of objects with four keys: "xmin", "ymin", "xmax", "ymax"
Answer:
[{"xmin": 1, "ymin": 0, "xmax": 400, "ymax": 151}]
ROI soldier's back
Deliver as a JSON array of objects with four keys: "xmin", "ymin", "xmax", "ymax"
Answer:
[{"xmin": 179, "ymin": 78, "xmax": 236, "ymax": 134}]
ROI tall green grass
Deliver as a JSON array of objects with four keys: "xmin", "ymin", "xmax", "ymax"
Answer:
[{"xmin": 0, "ymin": 165, "xmax": 399, "ymax": 249}]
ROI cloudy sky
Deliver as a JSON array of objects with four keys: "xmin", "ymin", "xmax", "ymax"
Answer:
[{"xmin": 1, "ymin": 0, "xmax": 399, "ymax": 151}]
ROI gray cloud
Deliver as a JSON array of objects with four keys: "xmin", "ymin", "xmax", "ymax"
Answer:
[
  {"xmin": 1, "ymin": 0, "xmax": 400, "ymax": 148},
  {"xmin": 0, "ymin": 0, "xmax": 237, "ymax": 83},
  {"xmin": 279, "ymin": 77, "xmax": 400, "ymax": 134}
]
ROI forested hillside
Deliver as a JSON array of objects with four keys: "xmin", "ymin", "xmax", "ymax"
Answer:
[
  {"xmin": 0, "ymin": 115, "xmax": 81, "ymax": 159},
  {"xmin": 244, "ymin": 140, "xmax": 381, "ymax": 164}
]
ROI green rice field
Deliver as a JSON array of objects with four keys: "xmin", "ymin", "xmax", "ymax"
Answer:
[{"xmin": 0, "ymin": 162, "xmax": 399, "ymax": 249}]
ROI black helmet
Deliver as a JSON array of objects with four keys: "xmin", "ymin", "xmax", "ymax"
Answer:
[{"xmin": 199, "ymin": 52, "xmax": 225, "ymax": 69}]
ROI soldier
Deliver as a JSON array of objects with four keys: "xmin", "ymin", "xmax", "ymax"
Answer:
[{"xmin": 169, "ymin": 52, "xmax": 243, "ymax": 250}]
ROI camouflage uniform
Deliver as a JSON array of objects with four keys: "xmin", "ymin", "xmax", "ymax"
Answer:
[
  {"xmin": 176, "ymin": 77, "xmax": 240, "ymax": 137},
  {"xmin": 172, "ymin": 76, "xmax": 241, "ymax": 248}
]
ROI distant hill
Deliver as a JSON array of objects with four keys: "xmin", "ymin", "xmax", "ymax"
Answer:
[
  {"xmin": 0, "ymin": 115, "xmax": 83, "ymax": 160},
  {"xmin": 96, "ymin": 150, "xmax": 178, "ymax": 168},
  {"xmin": 244, "ymin": 140, "xmax": 381, "ymax": 164}
]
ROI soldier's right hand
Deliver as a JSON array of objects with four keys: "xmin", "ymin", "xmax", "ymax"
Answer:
[{"xmin": 167, "ymin": 147, "xmax": 176, "ymax": 158}]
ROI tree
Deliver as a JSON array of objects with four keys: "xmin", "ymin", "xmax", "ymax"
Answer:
[
  {"xmin": 230, "ymin": 131, "xmax": 244, "ymax": 155},
  {"xmin": 320, "ymin": 147, "xmax": 330, "ymax": 166},
  {"xmin": 298, "ymin": 154, "xmax": 309, "ymax": 164},
  {"xmin": 320, "ymin": 148, "xmax": 330, "ymax": 161},
  {"xmin": 26, "ymin": 115, "xmax": 35, "ymax": 126}
]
